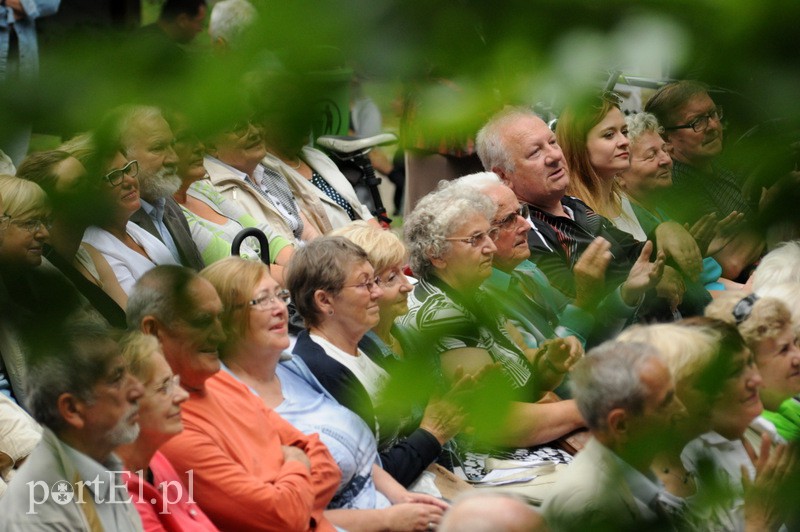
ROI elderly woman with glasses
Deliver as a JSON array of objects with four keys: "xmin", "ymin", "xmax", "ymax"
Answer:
[
  {"xmin": 616, "ymin": 112, "xmax": 743, "ymax": 293},
  {"xmin": 0, "ymin": 175, "xmax": 51, "ymax": 271},
  {"xmin": 330, "ymin": 221, "xmax": 468, "ymax": 487},
  {"xmin": 397, "ymin": 183, "xmax": 585, "ymax": 479},
  {"xmin": 201, "ymin": 257, "xmax": 447, "ymax": 531},
  {"xmin": 116, "ymin": 332, "xmax": 219, "ymax": 532},
  {"xmin": 0, "ymin": 174, "xmax": 73, "ymax": 315},
  {"xmin": 82, "ymin": 144, "xmax": 179, "ymax": 294}
]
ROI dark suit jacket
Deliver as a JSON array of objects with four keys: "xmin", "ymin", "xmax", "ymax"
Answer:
[{"xmin": 129, "ymin": 198, "xmax": 205, "ymax": 271}]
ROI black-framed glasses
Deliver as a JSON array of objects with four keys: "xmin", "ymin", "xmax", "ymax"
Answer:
[
  {"xmin": 11, "ymin": 216, "xmax": 53, "ymax": 233},
  {"xmin": 492, "ymin": 204, "xmax": 530, "ymax": 230},
  {"xmin": 103, "ymin": 160, "xmax": 139, "ymax": 187},
  {"xmin": 248, "ymin": 289, "xmax": 291, "ymax": 311},
  {"xmin": 445, "ymin": 227, "xmax": 501, "ymax": 247},
  {"xmin": 664, "ymin": 107, "xmax": 723, "ymax": 133},
  {"xmin": 0, "ymin": 213, "xmax": 9, "ymax": 231}
]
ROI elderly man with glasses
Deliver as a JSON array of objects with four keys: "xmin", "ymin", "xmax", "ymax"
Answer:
[
  {"xmin": 645, "ymin": 80, "xmax": 763, "ymax": 280},
  {"xmin": 453, "ymin": 172, "xmax": 646, "ymax": 350}
]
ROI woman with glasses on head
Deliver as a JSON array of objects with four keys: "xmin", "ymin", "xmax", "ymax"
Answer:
[
  {"xmin": 116, "ymin": 332, "xmax": 220, "ymax": 532},
  {"xmin": 557, "ymin": 93, "xmax": 710, "ymax": 318},
  {"xmin": 396, "ymin": 183, "xmax": 585, "ymax": 481},
  {"xmin": 617, "ymin": 318, "xmax": 790, "ymax": 530},
  {"xmin": 706, "ymin": 292, "xmax": 800, "ymax": 447},
  {"xmin": 82, "ymin": 147, "xmax": 179, "ymax": 294},
  {"xmin": 200, "ymin": 257, "xmax": 447, "ymax": 531}
]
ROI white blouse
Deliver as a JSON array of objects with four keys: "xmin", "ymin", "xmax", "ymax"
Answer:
[
  {"xmin": 83, "ymin": 222, "xmax": 179, "ymax": 294},
  {"xmin": 309, "ymin": 333, "xmax": 389, "ymax": 399}
]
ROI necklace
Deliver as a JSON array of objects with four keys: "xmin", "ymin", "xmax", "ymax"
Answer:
[{"xmin": 288, "ymin": 158, "xmax": 302, "ymax": 170}]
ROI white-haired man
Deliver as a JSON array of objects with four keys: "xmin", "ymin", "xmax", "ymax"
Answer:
[
  {"xmin": 454, "ymin": 171, "xmax": 654, "ymax": 346},
  {"xmin": 209, "ymin": 0, "xmax": 257, "ymax": 50},
  {"xmin": 117, "ymin": 106, "xmax": 206, "ymax": 270},
  {"xmin": 475, "ymin": 108, "xmax": 686, "ymax": 323}
]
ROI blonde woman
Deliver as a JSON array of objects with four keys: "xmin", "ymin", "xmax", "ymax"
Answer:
[
  {"xmin": 116, "ymin": 332, "xmax": 218, "ymax": 532},
  {"xmin": 706, "ymin": 292, "xmax": 800, "ymax": 443}
]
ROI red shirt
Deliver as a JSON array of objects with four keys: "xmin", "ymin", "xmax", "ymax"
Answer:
[{"xmin": 123, "ymin": 451, "xmax": 219, "ymax": 532}]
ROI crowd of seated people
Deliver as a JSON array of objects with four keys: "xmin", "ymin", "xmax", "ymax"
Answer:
[{"xmin": 3, "ymin": 3, "xmax": 800, "ymax": 527}]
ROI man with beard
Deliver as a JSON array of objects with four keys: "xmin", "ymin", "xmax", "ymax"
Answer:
[
  {"xmin": 118, "ymin": 106, "xmax": 206, "ymax": 270},
  {"xmin": 644, "ymin": 81, "xmax": 763, "ymax": 280},
  {"xmin": 0, "ymin": 315, "xmax": 145, "ymax": 531}
]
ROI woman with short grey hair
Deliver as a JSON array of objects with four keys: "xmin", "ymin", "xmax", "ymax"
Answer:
[
  {"xmin": 403, "ymin": 183, "xmax": 495, "ymax": 281},
  {"xmin": 397, "ymin": 182, "xmax": 585, "ymax": 481}
]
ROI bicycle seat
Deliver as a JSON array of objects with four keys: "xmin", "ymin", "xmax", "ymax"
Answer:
[{"xmin": 316, "ymin": 133, "xmax": 397, "ymax": 155}]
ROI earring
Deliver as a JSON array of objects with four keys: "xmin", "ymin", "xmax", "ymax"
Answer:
[{"xmin": 328, "ymin": 309, "xmax": 334, "ymax": 316}]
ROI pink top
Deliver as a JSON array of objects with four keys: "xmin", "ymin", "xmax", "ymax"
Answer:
[{"xmin": 123, "ymin": 451, "xmax": 219, "ymax": 532}]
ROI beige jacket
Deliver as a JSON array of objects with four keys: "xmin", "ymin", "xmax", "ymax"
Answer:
[
  {"xmin": 263, "ymin": 146, "xmax": 374, "ymax": 233},
  {"xmin": 204, "ymin": 156, "xmax": 300, "ymax": 245}
]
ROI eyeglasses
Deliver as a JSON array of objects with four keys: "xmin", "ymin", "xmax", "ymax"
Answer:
[
  {"xmin": 103, "ymin": 160, "xmax": 139, "ymax": 187},
  {"xmin": 445, "ymin": 227, "xmax": 501, "ymax": 247},
  {"xmin": 10, "ymin": 217, "xmax": 53, "ymax": 233},
  {"xmin": 345, "ymin": 277, "xmax": 383, "ymax": 292},
  {"xmin": 0, "ymin": 213, "xmax": 9, "ymax": 230},
  {"xmin": 664, "ymin": 107, "xmax": 723, "ymax": 133},
  {"xmin": 248, "ymin": 289, "xmax": 291, "ymax": 311},
  {"xmin": 154, "ymin": 374, "xmax": 181, "ymax": 396},
  {"xmin": 492, "ymin": 204, "xmax": 530, "ymax": 230}
]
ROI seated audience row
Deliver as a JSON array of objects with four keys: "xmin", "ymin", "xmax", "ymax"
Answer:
[{"xmin": 3, "ymin": 73, "xmax": 800, "ymax": 532}]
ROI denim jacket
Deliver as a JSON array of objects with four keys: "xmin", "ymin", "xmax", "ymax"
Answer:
[{"xmin": 0, "ymin": 0, "xmax": 60, "ymax": 79}]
